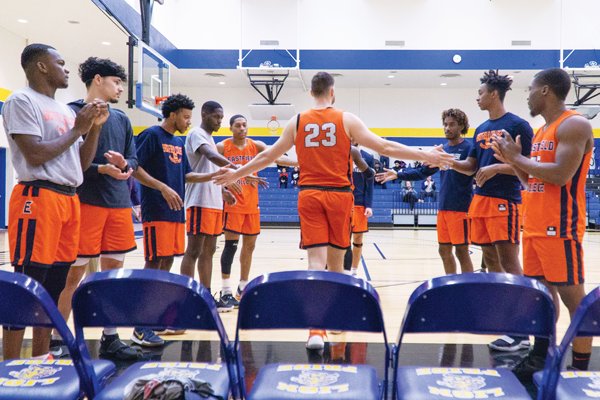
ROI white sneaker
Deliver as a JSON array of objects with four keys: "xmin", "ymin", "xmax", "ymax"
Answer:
[{"xmin": 306, "ymin": 330, "xmax": 326, "ymax": 350}]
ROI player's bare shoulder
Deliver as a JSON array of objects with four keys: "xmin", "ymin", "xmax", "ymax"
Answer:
[
  {"xmin": 558, "ymin": 113, "xmax": 594, "ymax": 150},
  {"xmin": 216, "ymin": 140, "xmax": 225, "ymax": 155},
  {"xmin": 254, "ymin": 140, "xmax": 268, "ymax": 153}
]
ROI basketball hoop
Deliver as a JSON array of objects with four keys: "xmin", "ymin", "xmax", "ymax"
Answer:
[
  {"xmin": 267, "ymin": 116, "xmax": 279, "ymax": 135},
  {"xmin": 155, "ymin": 96, "xmax": 168, "ymax": 106}
]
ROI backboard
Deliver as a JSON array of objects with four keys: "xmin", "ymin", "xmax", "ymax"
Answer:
[{"xmin": 136, "ymin": 41, "xmax": 171, "ymax": 118}]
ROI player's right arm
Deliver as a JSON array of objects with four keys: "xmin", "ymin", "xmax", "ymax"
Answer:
[
  {"xmin": 343, "ymin": 112, "xmax": 455, "ymax": 168},
  {"xmin": 451, "ymin": 157, "xmax": 478, "ymax": 176},
  {"xmin": 213, "ymin": 117, "xmax": 297, "ymax": 186},
  {"xmin": 133, "ymin": 166, "xmax": 183, "ymax": 211},
  {"xmin": 10, "ymin": 101, "xmax": 102, "ymax": 168}
]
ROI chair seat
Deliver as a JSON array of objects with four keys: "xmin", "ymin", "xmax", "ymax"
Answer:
[
  {"xmin": 396, "ymin": 366, "xmax": 531, "ymax": 400},
  {"xmin": 0, "ymin": 358, "xmax": 115, "ymax": 400},
  {"xmin": 94, "ymin": 361, "xmax": 230, "ymax": 400},
  {"xmin": 533, "ymin": 370, "xmax": 600, "ymax": 399},
  {"xmin": 248, "ymin": 363, "xmax": 380, "ymax": 400}
]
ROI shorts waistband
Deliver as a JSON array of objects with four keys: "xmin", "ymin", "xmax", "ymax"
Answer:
[
  {"xmin": 299, "ymin": 185, "xmax": 352, "ymax": 193},
  {"xmin": 20, "ymin": 180, "xmax": 77, "ymax": 196}
]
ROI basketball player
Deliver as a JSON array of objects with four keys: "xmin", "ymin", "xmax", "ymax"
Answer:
[
  {"xmin": 451, "ymin": 70, "xmax": 533, "ymax": 351},
  {"xmin": 50, "ymin": 57, "xmax": 138, "ymax": 360},
  {"xmin": 2, "ymin": 44, "xmax": 108, "ymax": 360},
  {"xmin": 179, "ymin": 101, "xmax": 243, "ymax": 313},
  {"xmin": 492, "ymin": 68, "xmax": 594, "ymax": 377},
  {"xmin": 213, "ymin": 71, "xmax": 455, "ymax": 349},
  {"xmin": 218, "ymin": 114, "xmax": 297, "ymax": 304},
  {"xmin": 377, "ymin": 110, "xmax": 475, "ymax": 274},
  {"xmin": 343, "ymin": 141, "xmax": 375, "ymax": 276},
  {"xmin": 132, "ymin": 94, "xmax": 234, "ymax": 345}
]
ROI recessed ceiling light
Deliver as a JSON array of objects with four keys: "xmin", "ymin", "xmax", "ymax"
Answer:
[
  {"xmin": 441, "ymin": 83, "xmax": 447, "ymax": 86},
  {"xmin": 205, "ymin": 73, "xmax": 225, "ymax": 78},
  {"xmin": 513, "ymin": 71, "xmax": 521, "ymax": 74},
  {"xmin": 68, "ymin": 20, "xmax": 80, "ymax": 24},
  {"xmin": 18, "ymin": 19, "xmax": 27, "ymax": 23},
  {"xmin": 390, "ymin": 71, "xmax": 397, "ymax": 73},
  {"xmin": 384, "ymin": 83, "xmax": 391, "ymax": 86},
  {"xmin": 102, "ymin": 42, "xmax": 110, "ymax": 45},
  {"xmin": 219, "ymin": 82, "xmax": 225, "ymax": 85},
  {"xmin": 388, "ymin": 75, "xmax": 394, "ymax": 78}
]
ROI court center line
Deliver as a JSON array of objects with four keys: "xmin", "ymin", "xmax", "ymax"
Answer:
[
  {"xmin": 361, "ymin": 255, "xmax": 371, "ymax": 281},
  {"xmin": 373, "ymin": 243, "xmax": 386, "ymax": 259}
]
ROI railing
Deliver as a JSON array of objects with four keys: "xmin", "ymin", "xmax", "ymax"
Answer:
[{"xmin": 392, "ymin": 191, "xmax": 439, "ymax": 215}]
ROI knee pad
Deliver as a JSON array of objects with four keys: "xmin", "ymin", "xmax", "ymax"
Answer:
[
  {"xmin": 101, "ymin": 253, "xmax": 126, "ymax": 262},
  {"xmin": 220, "ymin": 240, "xmax": 239, "ymax": 275},
  {"xmin": 343, "ymin": 248, "xmax": 353, "ymax": 271},
  {"xmin": 352, "ymin": 242, "xmax": 363, "ymax": 248}
]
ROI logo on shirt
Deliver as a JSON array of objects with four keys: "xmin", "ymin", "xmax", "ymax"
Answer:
[
  {"xmin": 476, "ymin": 130, "xmax": 503, "ymax": 150},
  {"xmin": 162, "ymin": 144, "xmax": 182, "ymax": 163},
  {"xmin": 42, "ymin": 110, "xmax": 75, "ymax": 135}
]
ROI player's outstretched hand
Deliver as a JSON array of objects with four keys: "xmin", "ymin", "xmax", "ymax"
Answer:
[
  {"xmin": 228, "ymin": 181, "xmax": 243, "ymax": 194},
  {"xmin": 213, "ymin": 167, "xmax": 238, "ymax": 187},
  {"xmin": 100, "ymin": 164, "xmax": 133, "ymax": 180},
  {"xmin": 245, "ymin": 175, "xmax": 269, "ymax": 189},
  {"xmin": 223, "ymin": 189, "xmax": 237, "ymax": 206},
  {"xmin": 426, "ymin": 146, "xmax": 455, "ymax": 170},
  {"xmin": 160, "ymin": 185, "xmax": 183, "ymax": 211},
  {"xmin": 104, "ymin": 150, "xmax": 128, "ymax": 170},
  {"xmin": 492, "ymin": 130, "xmax": 521, "ymax": 165},
  {"xmin": 376, "ymin": 168, "xmax": 397, "ymax": 183}
]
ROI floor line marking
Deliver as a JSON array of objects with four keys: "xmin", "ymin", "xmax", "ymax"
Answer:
[
  {"xmin": 361, "ymin": 255, "xmax": 372, "ymax": 281},
  {"xmin": 373, "ymin": 243, "xmax": 386, "ymax": 259}
]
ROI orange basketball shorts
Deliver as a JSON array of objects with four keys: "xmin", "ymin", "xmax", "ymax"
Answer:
[
  {"xmin": 9, "ymin": 184, "xmax": 80, "ymax": 267},
  {"xmin": 352, "ymin": 205, "xmax": 369, "ymax": 234},
  {"xmin": 523, "ymin": 237, "xmax": 584, "ymax": 285},
  {"xmin": 437, "ymin": 211, "xmax": 470, "ymax": 246},
  {"xmin": 77, "ymin": 204, "xmax": 137, "ymax": 257},
  {"xmin": 223, "ymin": 212, "xmax": 260, "ymax": 236},
  {"xmin": 142, "ymin": 221, "xmax": 185, "ymax": 261},
  {"xmin": 468, "ymin": 194, "xmax": 521, "ymax": 246},
  {"xmin": 298, "ymin": 189, "xmax": 353, "ymax": 249},
  {"xmin": 186, "ymin": 207, "xmax": 223, "ymax": 237}
]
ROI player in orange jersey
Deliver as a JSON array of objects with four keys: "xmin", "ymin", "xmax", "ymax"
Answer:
[
  {"xmin": 213, "ymin": 71, "xmax": 454, "ymax": 349},
  {"xmin": 493, "ymin": 68, "xmax": 594, "ymax": 379},
  {"xmin": 217, "ymin": 114, "xmax": 296, "ymax": 306}
]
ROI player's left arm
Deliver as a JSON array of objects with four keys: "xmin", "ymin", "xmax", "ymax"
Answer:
[
  {"xmin": 255, "ymin": 140, "xmax": 298, "ymax": 167},
  {"xmin": 493, "ymin": 116, "xmax": 593, "ymax": 187},
  {"xmin": 198, "ymin": 143, "xmax": 236, "ymax": 168}
]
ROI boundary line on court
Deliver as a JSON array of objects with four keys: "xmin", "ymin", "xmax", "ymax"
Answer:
[
  {"xmin": 361, "ymin": 255, "xmax": 371, "ymax": 281},
  {"xmin": 373, "ymin": 243, "xmax": 386, "ymax": 259}
]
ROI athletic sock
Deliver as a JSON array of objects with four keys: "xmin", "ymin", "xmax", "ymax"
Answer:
[
  {"xmin": 103, "ymin": 327, "xmax": 118, "ymax": 336},
  {"xmin": 238, "ymin": 280, "xmax": 249, "ymax": 291},
  {"xmin": 51, "ymin": 333, "xmax": 62, "ymax": 341},
  {"xmin": 222, "ymin": 279, "xmax": 231, "ymax": 295},
  {"xmin": 572, "ymin": 350, "xmax": 591, "ymax": 370},
  {"xmin": 530, "ymin": 337, "xmax": 549, "ymax": 358},
  {"xmin": 351, "ymin": 267, "xmax": 358, "ymax": 275}
]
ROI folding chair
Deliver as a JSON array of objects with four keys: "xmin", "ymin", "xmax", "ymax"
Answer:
[
  {"xmin": 394, "ymin": 273, "xmax": 557, "ymax": 400},
  {"xmin": 72, "ymin": 269, "xmax": 237, "ymax": 400},
  {"xmin": 234, "ymin": 270, "xmax": 390, "ymax": 400},
  {"xmin": 0, "ymin": 269, "xmax": 115, "ymax": 399},
  {"xmin": 534, "ymin": 286, "xmax": 600, "ymax": 400}
]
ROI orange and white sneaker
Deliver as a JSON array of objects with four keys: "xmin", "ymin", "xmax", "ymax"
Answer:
[{"xmin": 306, "ymin": 330, "xmax": 327, "ymax": 350}]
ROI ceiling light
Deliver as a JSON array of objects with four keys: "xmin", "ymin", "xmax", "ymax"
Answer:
[
  {"xmin": 441, "ymin": 83, "xmax": 447, "ymax": 86},
  {"xmin": 388, "ymin": 75, "xmax": 394, "ymax": 78},
  {"xmin": 68, "ymin": 20, "xmax": 80, "ymax": 24},
  {"xmin": 205, "ymin": 73, "xmax": 225, "ymax": 78},
  {"xmin": 219, "ymin": 82, "xmax": 225, "ymax": 85},
  {"xmin": 390, "ymin": 71, "xmax": 398, "ymax": 74},
  {"xmin": 439, "ymin": 73, "xmax": 461, "ymax": 78},
  {"xmin": 102, "ymin": 42, "xmax": 110, "ymax": 45},
  {"xmin": 18, "ymin": 19, "xmax": 27, "ymax": 23},
  {"xmin": 384, "ymin": 83, "xmax": 391, "ymax": 86},
  {"xmin": 513, "ymin": 71, "xmax": 521, "ymax": 74}
]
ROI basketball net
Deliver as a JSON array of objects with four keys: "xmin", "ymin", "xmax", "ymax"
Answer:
[{"xmin": 267, "ymin": 116, "xmax": 279, "ymax": 135}]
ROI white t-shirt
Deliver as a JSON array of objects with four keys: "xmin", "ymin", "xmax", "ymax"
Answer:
[
  {"xmin": 2, "ymin": 87, "xmax": 83, "ymax": 187},
  {"xmin": 184, "ymin": 126, "xmax": 222, "ymax": 210}
]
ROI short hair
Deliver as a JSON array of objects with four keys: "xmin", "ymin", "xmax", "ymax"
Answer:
[
  {"xmin": 79, "ymin": 57, "xmax": 127, "ymax": 88},
  {"xmin": 480, "ymin": 69, "xmax": 513, "ymax": 102},
  {"xmin": 201, "ymin": 101, "xmax": 223, "ymax": 115},
  {"xmin": 229, "ymin": 114, "xmax": 246, "ymax": 127},
  {"xmin": 161, "ymin": 94, "xmax": 195, "ymax": 119},
  {"xmin": 441, "ymin": 108, "xmax": 470, "ymax": 134},
  {"xmin": 21, "ymin": 43, "xmax": 55, "ymax": 70},
  {"xmin": 311, "ymin": 72, "xmax": 335, "ymax": 97},
  {"xmin": 534, "ymin": 68, "xmax": 571, "ymax": 101}
]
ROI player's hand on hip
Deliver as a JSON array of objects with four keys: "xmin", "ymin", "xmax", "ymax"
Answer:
[
  {"xmin": 365, "ymin": 207, "xmax": 373, "ymax": 217},
  {"xmin": 104, "ymin": 150, "xmax": 128, "ymax": 169},
  {"xmin": 376, "ymin": 168, "xmax": 397, "ymax": 183},
  {"xmin": 160, "ymin": 185, "xmax": 183, "ymax": 211}
]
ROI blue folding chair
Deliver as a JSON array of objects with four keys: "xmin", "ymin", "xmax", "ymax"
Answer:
[
  {"xmin": 234, "ymin": 270, "xmax": 390, "ymax": 400},
  {"xmin": 0, "ymin": 270, "xmax": 115, "ymax": 399},
  {"xmin": 534, "ymin": 286, "xmax": 600, "ymax": 400},
  {"xmin": 394, "ymin": 273, "xmax": 557, "ymax": 400},
  {"xmin": 72, "ymin": 269, "xmax": 237, "ymax": 400}
]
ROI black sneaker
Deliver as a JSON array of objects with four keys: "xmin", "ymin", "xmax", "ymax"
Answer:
[
  {"xmin": 214, "ymin": 293, "xmax": 234, "ymax": 313},
  {"xmin": 49, "ymin": 339, "xmax": 70, "ymax": 359},
  {"xmin": 220, "ymin": 291, "xmax": 239, "ymax": 309},
  {"xmin": 488, "ymin": 335, "xmax": 530, "ymax": 352},
  {"xmin": 100, "ymin": 333, "xmax": 140, "ymax": 360},
  {"xmin": 512, "ymin": 353, "xmax": 546, "ymax": 381},
  {"xmin": 234, "ymin": 285, "xmax": 243, "ymax": 301}
]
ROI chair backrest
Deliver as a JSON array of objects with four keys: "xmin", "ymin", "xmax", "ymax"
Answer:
[
  {"xmin": 397, "ymin": 273, "xmax": 556, "ymax": 342},
  {"xmin": 0, "ymin": 270, "xmax": 97, "ymax": 399}
]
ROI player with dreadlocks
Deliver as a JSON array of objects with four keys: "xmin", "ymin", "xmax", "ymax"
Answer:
[{"xmin": 451, "ymin": 70, "xmax": 534, "ymax": 352}]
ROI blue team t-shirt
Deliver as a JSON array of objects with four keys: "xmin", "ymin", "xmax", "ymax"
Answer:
[
  {"xmin": 468, "ymin": 112, "xmax": 533, "ymax": 203},
  {"xmin": 136, "ymin": 125, "xmax": 192, "ymax": 223},
  {"xmin": 352, "ymin": 149, "xmax": 375, "ymax": 208},
  {"xmin": 440, "ymin": 140, "xmax": 473, "ymax": 212}
]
